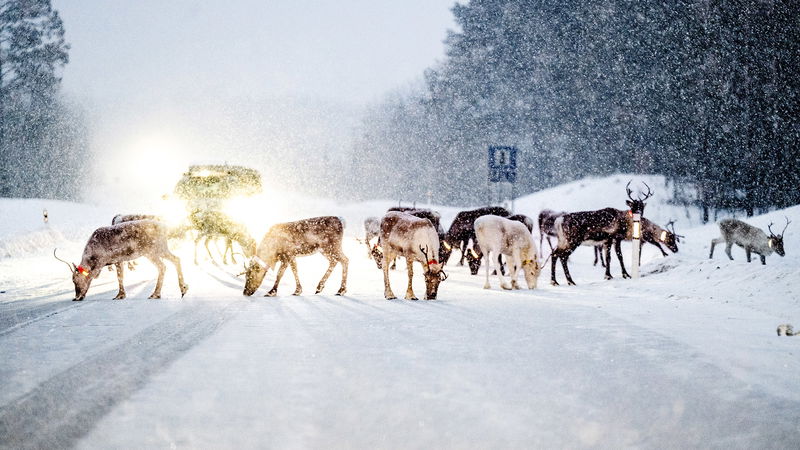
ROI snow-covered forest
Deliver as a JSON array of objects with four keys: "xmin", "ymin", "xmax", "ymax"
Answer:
[{"xmin": 344, "ymin": 0, "xmax": 800, "ymax": 212}]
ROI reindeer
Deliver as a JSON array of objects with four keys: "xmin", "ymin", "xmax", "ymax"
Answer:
[
  {"xmin": 595, "ymin": 216, "xmax": 682, "ymax": 270},
  {"xmin": 710, "ymin": 217, "xmax": 789, "ymax": 265},
  {"xmin": 443, "ymin": 206, "xmax": 511, "ymax": 270},
  {"xmin": 474, "ymin": 215, "xmax": 541, "ymax": 290},
  {"xmin": 363, "ymin": 216, "xmax": 381, "ymax": 257},
  {"xmin": 54, "ymin": 220, "xmax": 188, "ymax": 301},
  {"xmin": 243, "ymin": 216, "xmax": 348, "ymax": 296},
  {"xmin": 183, "ymin": 209, "xmax": 256, "ymax": 265},
  {"xmin": 378, "ymin": 211, "xmax": 447, "ymax": 300},
  {"xmin": 551, "ymin": 182, "xmax": 653, "ymax": 285},
  {"xmin": 540, "ymin": 209, "xmax": 608, "ymax": 266},
  {"xmin": 467, "ymin": 213, "xmax": 536, "ymax": 276},
  {"xmin": 371, "ymin": 208, "xmax": 447, "ymax": 270}
]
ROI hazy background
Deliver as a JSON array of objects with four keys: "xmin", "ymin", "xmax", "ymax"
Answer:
[{"xmin": 53, "ymin": 0, "xmax": 456, "ymax": 204}]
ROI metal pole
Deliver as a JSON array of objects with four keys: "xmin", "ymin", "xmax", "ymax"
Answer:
[{"xmin": 631, "ymin": 213, "xmax": 641, "ymax": 278}]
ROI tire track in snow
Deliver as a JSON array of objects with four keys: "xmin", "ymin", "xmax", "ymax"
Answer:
[{"xmin": 0, "ymin": 299, "xmax": 239, "ymax": 450}]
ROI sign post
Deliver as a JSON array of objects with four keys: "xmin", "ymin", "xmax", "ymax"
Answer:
[
  {"xmin": 488, "ymin": 146, "xmax": 517, "ymax": 210},
  {"xmin": 631, "ymin": 212, "xmax": 641, "ymax": 278}
]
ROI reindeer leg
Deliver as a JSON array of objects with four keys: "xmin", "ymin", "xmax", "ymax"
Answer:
[
  {"xmin": 709, "ymin": 238, "xmax": 720, "ymax": 259},
  {"xmin": 404, "ymin": 259, "xmax": 417, "ymax": 300},
  {"xmin": 458, "ymin": 241, "xmax": 466, "ymax": 266},
  {"xmin": 147, "ymin": 257, "xmax": 166, "ymax": 299},
  {"xmin": 383, "ymin": 252, "xmax": 396, "ymax": 299},
  {"xmin": 316, "ymin": 255, "xmax": 337, "ymax": 294},
  {"xmin": 604, "ymin": 242, "xmax": 614, "ymax": 280},
  {"xmin": 113, "ymin": 262, "xmax": 126, "ymax": 299},
  {"xmin": 194, "ymin": 235, "xmax": 203, "ymax": 265},
  {"xmin": 550, "ymin": 250, "xmax": 560, "ymax": 286},
  {"xmin": 267, "ymin": 261, "xmax": 288, "ymax": 297},
  {"xmin": 289, "ymin": 259, "xmax": 302, "ymax": 295},
  {"xmin": 163, "ymin": 251, "xmax": 188, "ymax": 298},
  {"xmin": 509, "ymin": 250, "xmax": 521, "ymax": 289},
  {"xmin": 760, "ymin": 254, "xmax": 766, "ymax": 265},
  {"xmin": 484, "ymin": 250, "xmax": 492, "ymax": 289},
  {"xmin": 336, "ymin": 252, "xmax": 348, "ymax": 295},
  {"xmin": 724, "ymin": 241, "xmax": 734, "ymax": 260},
  {"xmin": 615, "ymin": 239, "xmax": 630, "ymax": 279},
  {"xmin": 496, "ymin": 251, "xmax": 511, "ymax": 290},
  {"xmin": 561, "ymin": 251, "xmax": 576, "ymax": 286},
  {"xmin": 745, "ymin": 247, "xmax": 752, "ymax": 263}
]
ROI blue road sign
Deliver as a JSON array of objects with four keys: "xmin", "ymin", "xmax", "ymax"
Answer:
[{"xmin": 488, "ymin": 146, "xmax": 517, "ymax": 183}]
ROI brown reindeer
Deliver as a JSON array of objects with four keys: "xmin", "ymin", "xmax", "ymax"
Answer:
[
  {"xmin": 379, "ymin": 211, "xmax": 447, "ymax": 300},
  {"xmin": 54, "ymin": 220, "xmax": 188, "ymax": 301},
  {"xmin": 243, "ymin": 216, "xmax": 348, "ymax": 296}
]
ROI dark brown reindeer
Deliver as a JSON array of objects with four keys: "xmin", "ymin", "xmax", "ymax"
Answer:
[
  {"xmin": 379, "ymin": 211, "xmax": 447, "ymax": 300},
  {"xmin": 710, "ymin": 217, "xmax": 789, "ymax": 264},
  {"xmin": 243, "ymin": 216, "xmax": 348, "ymax": 296},
  {"xmin": 443, "ymin": 206, "xmax": 511, "ymax": 270},
  {"xmin": 54, "ymin": 220, "xmax": 188, "ymax": 301},
  {"xmin": 550, "ymin": 182, "xmax": 653, "ymax": 285}
]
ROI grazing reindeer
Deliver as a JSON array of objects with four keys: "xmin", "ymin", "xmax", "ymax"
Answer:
[
  {"xmin": 468, "ymin": 213, "xmax": 536, "ymax": 276},
  {"xmin": 371, "ymin": 208, "xmax": 447, "ymax": 270},
  {"xmin": 54, "ymin": 220, "xmax": 188, "ymax": 301},
  {"xmin": 183, "ymin": 210, "xmax": 256, "ymax": 265},
  {"xmin": 710, "ymin": 217, "xmax": 789, "ymax": 265},
  {"xmin": 378, "ymin": 211, "xmax": 447, "ymax": 300},
  {"xmin": 243, "ymin": 216, "xmax": 348, "ymax": 296},
  {"xmin": 474, "ymin": 215, "xmax": 540, "ymax": 290},
  {"xmin": 596, "ymin": 215, "xmax": 681, "ymax": 269},
  {"xmin": 363, "ymin": 216, "xmax": 381, "ymax": 257},
  {"xmin": 444, "ymin": 206, "xmax": 511, "ymax": 269}
]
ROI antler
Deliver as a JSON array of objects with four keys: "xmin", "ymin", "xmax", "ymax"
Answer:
[
  {"xmin": 782, "ymin": 216, "xmax": 791, "ymax": 236},
  {"xmin": 666, "ymin": 219, "xmax": 676, "ymax": 234},
  {"xmin": 639, "ymin": 181, "xmax": 653, "ymax": 201},
  {"xmin": 768, "ymin": 222, "xmax": 776, "ymax": 236},
  {"xmin": 53, "ymin": 248, "xmax": 76, "ymax": 273},
  {"xmin": 626, "ymin": 180, "xmax": 635, "ymax": 201},
  {"xmin": 419, "ymin": 245, "xmax": 430, "ymax": 260}
]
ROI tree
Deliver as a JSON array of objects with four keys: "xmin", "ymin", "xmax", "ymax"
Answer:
[{"xmin": 0, "ymin": 0, "xmax": 80, "ymax": 199}]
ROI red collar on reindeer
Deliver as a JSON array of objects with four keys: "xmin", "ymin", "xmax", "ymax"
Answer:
[
  {"xmin": 428, "ymin": 259, "xmax": 439, "ymax": 266},
  {"xmin": 77, "ymin": 266, "xmax": 90, "ymax": 277}
]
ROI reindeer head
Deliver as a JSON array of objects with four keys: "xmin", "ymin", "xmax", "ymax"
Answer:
[
  {"xmin": 465, "ymin": 245, "xmax": 482, "ymax": 275},
  {"xmin": 420, "ymin": 245, "xmax": 447, "ymax": 300},
  {"xmin": 625, "ymin": 181, "xmax": 653, "ymax": 215},
  {"xmin": 242, "ymin": 255, "xmax": 269, "ymax": 295},
  {"xmin": 521, "ymin": 249, "xmax": 541, "ymax": 289},
  {"xmin": 54, "ymin": 249, "xmax": 94, "ymax": 301},
  {"xmin": 659, "ymin": 220, "xmax": 682, "ymax": 253},
  {"xmin": 767, "ymin": 217, "xmax": 791, "ymax": 257}
]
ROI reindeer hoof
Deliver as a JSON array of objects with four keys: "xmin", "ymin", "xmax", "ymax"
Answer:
[
  {"xmin": 406, "ymin": 296, "xmax": 418, "ymax": 301},
  {"xmin": 265, "ymin": 291, "xmax": 277, "ymax": 297},
  {"xmin": 501, "ymin": 284, "xmax": 512, "ymax": 290},
  {"xmin": 336, "ymin": 289, "xmax": 346, "ymax": 296},
  {"xmin": 385, "ymin": 296, "xmax": 396, "ymax": 300},
  {"xmin": 567, "ymin": 280, "xmax": 576, "ymax": 286},
  {"xmin": 113, "ymin": 293, "xmax": 126, "ymax": 300},
  {"xmin": 72, "ymin": 298, "xmax": 83, "ymax": 302},
  {"xmin": 604, "ymin": 275, "xmax": 613, "ymax": 280},
  {"xmin": 483, "ymin": 284, "xmax": 491, "ymax": 289},
  {"xmin": 148, "ymin": 294, "xmax": 161, "ymax": 299},
  {"xmin": 292, "ymin": 291, "xmax": 302, "ymax": 296},
  {"xmin": 550, "ymin": 280, "xmax": 559, "ymax": 286},
  {"xmin": 180, "ymin": 284, "xmax": 188, "ymax": 298}
]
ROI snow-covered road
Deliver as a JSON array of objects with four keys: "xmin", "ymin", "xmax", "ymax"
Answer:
[
  {"xmin": 2, "ymin": 176, "xmax": 799, "ymax": 448},
  {"xmin": 2, "ymin": 238, "xmax": 799, "ymax": 448}
]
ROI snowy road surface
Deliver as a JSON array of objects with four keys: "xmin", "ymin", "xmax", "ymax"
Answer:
[
  {"xmin": 2, "ymin": 241, "xmax": 799, "ymax": 449},
  {"xmin": 2, "ymin": 178, "xmax": 799, "ymax": 448}
]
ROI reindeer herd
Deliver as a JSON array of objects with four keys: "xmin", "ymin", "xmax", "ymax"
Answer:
[{"xmin": 54, "ymin": 181, "xmax": 791, "ymax": 302}]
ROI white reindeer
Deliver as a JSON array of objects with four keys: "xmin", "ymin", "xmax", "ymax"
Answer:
[{"xmin": 474, "ymin": 215, "xmax": 541, "ymax": 290}]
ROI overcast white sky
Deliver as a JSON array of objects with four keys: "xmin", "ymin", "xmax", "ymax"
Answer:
[{"xmin": 55, "ymin": 0, "xmax": 457, "ymax": 105}]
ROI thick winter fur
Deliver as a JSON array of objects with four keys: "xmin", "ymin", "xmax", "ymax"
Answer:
[
  {"xmin": 378, "ymin": 211, "xmax": 446, "ymax": 300},
  {"xmin": 551, "ymin": 208, "xmax": 630, "ymax": 285},
  {"xmin": 710, "ymin": 218, "xmax": 786, "ymax": 265},
  {"xmin": 243, "ymin": 216, "xmax": 348, "ymax": 297},
  {"xmin": 474, "ymin": 215, "xmax": 540, "ymax": 290},
  {"xmin": 66, "ymin": 220, "xmax": 187, "ymax": 301}
]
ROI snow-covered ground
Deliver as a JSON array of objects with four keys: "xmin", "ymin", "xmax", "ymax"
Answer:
[{"xmin": 1, "ymin": 174, "xmax": 799, "ymax": 448}]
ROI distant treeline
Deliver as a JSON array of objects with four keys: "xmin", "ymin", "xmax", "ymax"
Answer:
[
  {"xmin": 0, "ymin": 0, "xmax": 88, "ymax": 201},
  {"xmin": 344, "ymin": 0, "xmax": 799, "ymax": 216}
]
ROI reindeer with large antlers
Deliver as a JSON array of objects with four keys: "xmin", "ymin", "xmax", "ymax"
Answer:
[
  {"xmin": 378, "ymin": 211, "xmax": 447, "ymax": 300},
  {"xmin": 54, "ymin": 220, "xmax": 188, "ymax": 301},
  {"xmin": 550, "ymin": 181, "xmax": 654, "ymax": 285},
  {"xmin": 710, "ymin": 217, "xmax": 790, "ymax": 265}
]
